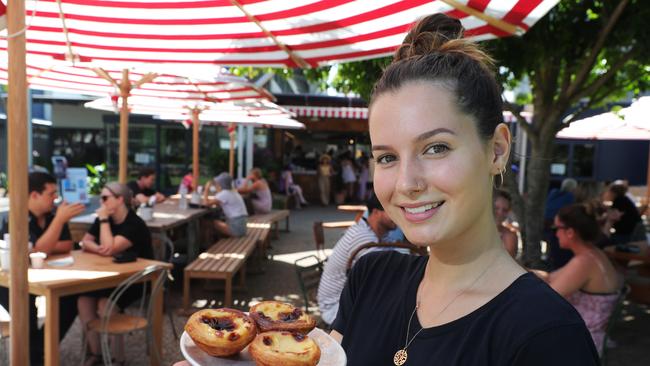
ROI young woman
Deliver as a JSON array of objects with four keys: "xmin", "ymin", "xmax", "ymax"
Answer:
[
  {"xmin": 494, "ymin": 190, "xmax": 518, "ymax": 258},
  {"xmin": 78, "ymin": 182, "xmax": 153, "ymax": 365},
  {"xmin": 534, "ymin": 204, "xmax": 622, "ymax": 355},
  {"xmin": 330, "ymin": 14, "xmax": 599, "ymax": 365}
]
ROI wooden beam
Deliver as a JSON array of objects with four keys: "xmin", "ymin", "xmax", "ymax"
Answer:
[
  {"xmin": 230, "ymin": 0, "xmax": 310, "ymax": 68},
  {"xmin": 118, "ymin": 69, "xmax": 131, "ymax": 183},
  {"xmin": 7, "ymin": 0, "xmax": 30, "ymax": 364},
  {"xmin": 229, "ymin": 123, "xmax": 236, "ymax": 177},
  {"xmin": 92, "ymin": 67, "xmax": 119, "ymax": 89},
  {"xmin": 439, "ymin": 0, "xmax": 523, "ymax": 35},
  {"xmin": 133, "ymin": 72, "xmax": 158, "ymax": 89},
  {"xmin": 192, "ymin": 109, "xmax": 200, "ymax": 190}
]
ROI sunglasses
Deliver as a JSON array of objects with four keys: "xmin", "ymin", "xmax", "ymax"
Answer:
[
  {"xmin": 100, "ymin": 195, "xmax": 113, "ymax": 202},
  {"xmin": 551, "ymin": 225, "xmax": 568, "ymax": 232}
]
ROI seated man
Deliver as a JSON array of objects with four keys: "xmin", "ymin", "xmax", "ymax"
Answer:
[
  {"xmin": 0, "ymin": 172, "xmax": 85, "ymax": 365},
  {"xmin": 317, "ymin": 193, "xmax": 397, "ymax": 325},
  {"xmin": 127, "ymin": 167, "xmax": 166, "ymax": 205}
]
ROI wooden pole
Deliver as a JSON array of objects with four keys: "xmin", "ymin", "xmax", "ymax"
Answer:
[
  {"xmin": 7, "ymin": 0, "xmax": 30, "ymax": 364},
  {"xmin": 118, "ymin": 69, "xmax": 130, "ymax": 183},
  {"xmin": 229, "ymin": 123, "xmax": 235, "ymax": 177},
  {"xmin": 646, "ymin": 144, "xmax": 650, "ymax": 206},
  {"xmin": 192, "ymin": 109, "xmax": 200, "ymax": 190}
]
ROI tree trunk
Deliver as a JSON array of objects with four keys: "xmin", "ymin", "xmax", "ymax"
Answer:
[{"xmin": 521, "ymin": 138, "xmax": 554, "ymax": 267}]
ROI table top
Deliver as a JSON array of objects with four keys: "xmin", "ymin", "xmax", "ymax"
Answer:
[
  {"xmin": 604, "ymin": 241, "xmax": 650, "ymax": 263},
  {"xmin": 337, "ymin": 204, "xmax": 368, "ymax": 212},
  {"xmin": 71, "ymin": 201, "xmax": 208, "ymax": 230},
  {"xmin": 0, "ymin": 250, "xmax": 171, "ymax": 292}
]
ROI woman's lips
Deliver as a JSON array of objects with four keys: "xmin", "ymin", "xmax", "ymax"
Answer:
[{"xmin": 400, "ymin": 201, "xmax": 444, "ymax": 223}]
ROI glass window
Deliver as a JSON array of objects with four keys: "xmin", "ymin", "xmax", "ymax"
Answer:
[
  {"xmin": 551, "ymin": 143, "xmax": 569, "ymax": 177},
  {"xmin": 571, "ymin": 144, "xmax": 595, "ymax": 178}
]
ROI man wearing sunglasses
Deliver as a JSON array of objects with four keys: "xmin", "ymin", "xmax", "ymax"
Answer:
[{"xmin": 0, "ymin": 172, "xmax": 85, "ymax": 365}]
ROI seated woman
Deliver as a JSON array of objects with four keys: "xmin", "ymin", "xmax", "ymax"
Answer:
[
  {"xmin": 494, "ymin": 190, "xmax": 518, "ymax": 258},
  {"xmin": 77, "ymin": 182, "xmax": 153, "ymax": 365},
  {"xmin": 281, "ymin": 165, "xmax": 308, "ymax": 209},
  {"xmin": 534, "ymin": 203, "xmax": 623, "ymax": 355},
  {"xmin": 237, "ymin": 168, "xmax": 272, "ymax": 215},
  {"xmin": 204, "ymin": 173, "xmax": 248, "ymax": 238}
]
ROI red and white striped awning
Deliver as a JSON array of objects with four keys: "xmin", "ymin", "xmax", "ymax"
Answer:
[
  {"xmin": 286, "ymin": 105, "xmax": 368, "ymax": 119},
  {"xmin": 0, "ymin": 63, "xmax": 272, "ymax": 102},
  {"xmin": 0, "ymin": 0, "xmax": 559, "ymax": 68},
  {"xmin": 287, "ymin": 105, "xmax": 533, "ymax": 122}
]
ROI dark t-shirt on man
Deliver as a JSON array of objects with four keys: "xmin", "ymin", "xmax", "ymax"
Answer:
[
  {"xmin": 1, "ymin": 210, "xmax": 72, "ymax": 244},
  {"xmin": 127, "ymin": 180, "xmax": 156, "ymax": 199},
  {"xmin": 333, "ymin": 251, "xmax": 599, "ymax": 366},
  {"xmin": 88, "ymin": 210, "xmax": 153, "ymax": 259},
  {"xmin": 612, "ymin": 195, "xmax": 641, "ymax": 236}
]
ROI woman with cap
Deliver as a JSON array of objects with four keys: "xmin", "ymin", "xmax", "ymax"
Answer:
[
  {"xmin": 77, "ymin": 182, "xmax": 153, "ymax": 364},
  {"xmin": 204, "ymin": 172, "xmax": 248, "ymax": 238}
]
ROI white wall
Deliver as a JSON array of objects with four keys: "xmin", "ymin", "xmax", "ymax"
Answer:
[{"xmin": 50, "ymin": 103, "xmax": 108, "ymax": 129}]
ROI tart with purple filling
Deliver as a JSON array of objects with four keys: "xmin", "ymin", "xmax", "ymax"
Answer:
[
  {"xmin": 250, "ymin": 301, "xmax": 316, "ymax": 334},
  {"xmin": 249, "ymin": 331, "xmax": 321, "ymax": 366},
  {"xmin": 184, "ymin": 308, "xmax": 257, "ymax": 357}
]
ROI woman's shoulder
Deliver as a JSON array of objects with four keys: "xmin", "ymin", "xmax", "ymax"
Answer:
[{"xmin": 488, "ymin": 273, "xmax": 587, "ymax": 336}]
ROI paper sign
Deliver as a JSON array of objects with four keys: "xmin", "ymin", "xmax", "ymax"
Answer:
[{"xmin": 61, "ymin": 168, "xmax": 89, "ymax": 204}]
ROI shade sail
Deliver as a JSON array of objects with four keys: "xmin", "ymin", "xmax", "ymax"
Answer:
[{"xmin": 1, "ymin": 0, "xmax": 559, "ymax": 68}]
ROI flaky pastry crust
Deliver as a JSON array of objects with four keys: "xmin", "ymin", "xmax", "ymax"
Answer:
[
  {"xmin": 184, "ymin": 308, "xmax": 257, "ymax": 357},
  {"xmin": 249, "ymin": 331, "xmax": 321, "ymax": 366},
  {"xmin": 250, "ymin": 301, "xmax": 316, "ymax": 334}
]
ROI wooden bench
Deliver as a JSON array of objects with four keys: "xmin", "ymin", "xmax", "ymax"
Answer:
[
  {"xmin": 249, "ymin": 209, "xmax": 290, "ymax": 239},
  {"xmin": 183, "ymin": 226, "xmax": 269, "ymax": 310}
]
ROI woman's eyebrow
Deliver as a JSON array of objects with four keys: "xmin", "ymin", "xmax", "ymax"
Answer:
[
  {"xmin": 415, "ymin": 128, "xmax": 456, "ymax": 142},
  {"xmin": 371, "ymin": 145, "xmax": 391, "ymax": 152}
]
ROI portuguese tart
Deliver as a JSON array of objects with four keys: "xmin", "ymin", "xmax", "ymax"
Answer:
[
  {"xmin": 250, "ymin": 301, "xmax": 316, "ymax": 333},
  {"xmin": 249, "ymin": 331, "xmax": 321, "ymax": 366},
  {"xmin": 184, "ymin": 308, "xmax": 257, "ymax": 357}
]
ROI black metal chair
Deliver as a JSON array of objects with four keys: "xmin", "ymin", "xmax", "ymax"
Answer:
[
  {"xmin": 601, "ymin": 284, "xmax": 630, "ymax": 365},
  {"xmin": 294, "ymin": 255, "xmax": 325, "ymax": 314}
]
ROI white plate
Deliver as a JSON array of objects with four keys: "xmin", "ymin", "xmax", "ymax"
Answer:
[{"xmin": 180, "ymin": 328, "xmax": 346, "ymax": 366}]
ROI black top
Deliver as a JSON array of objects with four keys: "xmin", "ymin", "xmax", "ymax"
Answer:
[
  {"xmin": 333, "ymin": 252, "xmax": 599, "ymax": 366},
  {"xmin": 88, "ymin": 210, "xmax": 153, "ymax": 259},
  {"xmin": 612, "ymin": 195, "xmax": 641, "ymax": 235},
  {"xmin": 1, "ymin": 210, "xmax": 71, "ymax": 245},
  {"xmin": 127, "ymin": 180, "xmax": 156, "ymax": 198}
]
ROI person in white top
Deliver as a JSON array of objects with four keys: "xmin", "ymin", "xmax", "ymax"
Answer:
[{"xmin": 204, "ymin": 173, "xmax": 248, "ymax": 237}]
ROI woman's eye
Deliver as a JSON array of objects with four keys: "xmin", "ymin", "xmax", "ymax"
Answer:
[
  {"xmin": 376, "ymin": 154, "xmax": 397, "ymax": 164},
  {"xmin": 425, "ymin": 144, "xmax": 450, "ymax": 155}
]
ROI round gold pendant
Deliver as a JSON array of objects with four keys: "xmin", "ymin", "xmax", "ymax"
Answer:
[{"xmin": 394, "ymin": 349, "xmax": 408, "ymax": 365}]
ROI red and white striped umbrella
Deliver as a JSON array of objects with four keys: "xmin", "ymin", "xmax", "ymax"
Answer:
[
  {"xmin": 1, "ymin": 0, "xmax": 559, "ymax": 68},
  {"xmin": 0, "ymin": 62, "xmax": 272, "ymax": 101}
]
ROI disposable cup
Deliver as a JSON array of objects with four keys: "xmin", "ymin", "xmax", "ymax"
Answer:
[
  {"xmin": 30, "ymin": 252, "xmax": 47, "ymax": 269},
  {"xmin": 0, "ymin": 248, "xmax": 10, "ymax": 271}
]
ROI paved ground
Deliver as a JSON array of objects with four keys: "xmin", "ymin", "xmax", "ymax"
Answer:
[{"xmin": 46, "ymin": 205, "xmax": 650, "ymax": 365}]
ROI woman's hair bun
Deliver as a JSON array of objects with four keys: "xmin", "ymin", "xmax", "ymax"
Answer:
[{"xmin": 394, "ymin": 13, "xmax": 493, "ymax": 69}]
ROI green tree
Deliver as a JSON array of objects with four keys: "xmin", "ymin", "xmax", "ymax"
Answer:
[{"xmin": 487, "ymin": 0, "xmax": 650, "ymax": 265}]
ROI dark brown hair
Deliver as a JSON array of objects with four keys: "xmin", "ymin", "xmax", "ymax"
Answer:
[
  {"xmin": 556, "ymin": 204, "xmax": 601, "ymax": 243},
  {"xmin": 370, "ymin": 14, "xmax": 503, "ymax": 141}
]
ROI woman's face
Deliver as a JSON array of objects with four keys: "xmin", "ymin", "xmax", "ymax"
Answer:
[
  {"xmin": 370, "ymin": 82, "xmax": 501, "ymax": 246},
  {"xmin": 553, "ymin": 216, "xmax": 572, "ymax": 249},
  {"xmin": 100, "ymin": 188, "xmax": 122, "ymax": 215},
  {"xmin": 494, "ymin": 196, "xmax": 511, "ymax": 223}
]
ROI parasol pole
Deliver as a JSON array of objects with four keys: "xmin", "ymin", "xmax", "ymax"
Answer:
[
  {"xmin": 229, "ymin": 123, "xmax": 236, "ymax": 177},
  {"xmin": 646, "ymin": 145, "xmax": 650, "ymax": 208},
  {"xmin": 192, "ymin": 108, "xmax": 200, "ymax": 190},
  {"xmin": 7, "ymin": 0, "xmax": 30, "ymax": 363},
  {"xmin": 118, "ymin": 69, "xmax": 130, "ymax": 183}
]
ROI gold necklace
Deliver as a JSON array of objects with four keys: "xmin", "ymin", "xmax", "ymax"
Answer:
[{"xmin": 393, "ymin": 253, "xmax": 501, "ymax": 366}]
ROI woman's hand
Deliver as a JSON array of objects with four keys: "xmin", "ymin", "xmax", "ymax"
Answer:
[
  {"xmin": 529, "ymin": 269, "xmax": 550, "ymax": 282},
  {"xmin": 95, "ymin": 205, "xmax": 109, "ymax": 220}
]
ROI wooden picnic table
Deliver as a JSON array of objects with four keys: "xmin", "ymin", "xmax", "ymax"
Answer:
[
  {"xmin": 605, "ymin": 241, "xmax": 650, "ymax": 275},
  {"xmin": 337, "ymin": 204, "xmax": 368, "ymax": 222},
  {"xmin": 70, "ymin": 200, "xmax": 210, "ymax": 261},
  {"xmin": 0, "ymin": 250, "xmax": 171, "ymax": 366}
]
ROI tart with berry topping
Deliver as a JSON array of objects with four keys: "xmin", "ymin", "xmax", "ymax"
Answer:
[
  {"xmin": 249, "ymin": 331, "xmax": 321, "ymax": 366},
  {"xmin": 184, "ymin": 308, "xmax": 257, "ymax": 357},
  {"xmin": 250, "ymin": 301, "xmax": 316, "ymax": 334}
]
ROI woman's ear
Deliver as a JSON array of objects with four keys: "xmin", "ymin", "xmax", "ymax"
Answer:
[{"xmin": 491, "ymin": 123, "xmax": 512, "ymax": 173}]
